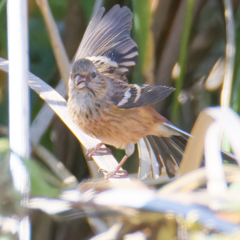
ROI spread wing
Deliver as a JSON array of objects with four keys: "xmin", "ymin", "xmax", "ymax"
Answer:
[
  {"xmin": 75, "ymin": 5, "xmax": 138, "ymax": 80},
  {"xmin": 107, "ymin": 82, "xmax": 175, "ymax": 109}
]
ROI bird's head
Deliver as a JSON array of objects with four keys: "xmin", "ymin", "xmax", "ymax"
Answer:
[{"xmin": 69, "ymin": 58, "xmax": 106, "ymax": 96}]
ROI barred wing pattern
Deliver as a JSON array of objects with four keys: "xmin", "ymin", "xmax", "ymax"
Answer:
[{"xmin": 107, "ymin": 81, "xmax": 175, "ymax": 109}]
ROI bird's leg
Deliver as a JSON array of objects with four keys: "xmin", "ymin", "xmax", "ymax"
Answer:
[
  {"xmin": 86, "ymin": 143, "xmax": 111, "ymax": 158},
  {"xmin": 105, "ymin": 143, "xmax": 135, "ymax": 179},
  {"xmin": 105, "ymin": 155, "xmax": 129, "ymax": 179}
]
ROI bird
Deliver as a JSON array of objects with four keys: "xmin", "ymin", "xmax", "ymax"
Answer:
[{"xmin": 66, "ymin": 5, "xmax": 198, "ymax": 179}]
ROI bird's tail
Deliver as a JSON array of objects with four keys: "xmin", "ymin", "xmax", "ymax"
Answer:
[
  {"xmin": 137, "ymin": 123, "xmax": 190, "ymax": 180},
  {"xmin": 138, "ymin": 123, "xmax": 237, "ymax": 180}
]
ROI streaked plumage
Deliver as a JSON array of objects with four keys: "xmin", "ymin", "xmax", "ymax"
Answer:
[{"xmin": 67, "ymin": 5, "xmax": 191, "ymax": 179}]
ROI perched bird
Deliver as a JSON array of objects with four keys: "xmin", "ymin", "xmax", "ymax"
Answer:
[{"xmin": 67, "ymin": 5, "xmax": 192, "ymax": 179}]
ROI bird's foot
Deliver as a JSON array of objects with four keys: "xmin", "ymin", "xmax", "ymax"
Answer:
[
  {"xmin": 102, "ymin": 155, "xmax": 129, "ymax": 179},
  {"xmin": 86, "ymin": 143, "xmax": 112, "ymax": 158}
]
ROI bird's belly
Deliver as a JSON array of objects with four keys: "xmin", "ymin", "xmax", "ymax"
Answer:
[
  {"xmin": 68, "ymin": 100, "xmax": 158, "ymax": 150},
  {"xmin": 83, "ymin": 109, "xmax": 155, "ymax": 149},
  {"xmin": 82, "ymin": 118, "xmax": 132, "ymax": 149}
]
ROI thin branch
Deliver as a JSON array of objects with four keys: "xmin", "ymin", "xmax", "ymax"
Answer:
[
  {"xmin": 221, "ymin": 0, "xmax": 235, "ymax": 108},
  {"xmin": 7, "ymin": 0, "xmax": 30, "ymax": 238},
  {"xmin": 221, "ymin": 0, "xmax": 235, "ymax": 152},
  {"xmin": 35, "ymin": 0, "xmax": 71, "ymax": 88},
  {"xmin": 171, "ymin": 0, "xmax": 195, "ymax": 124}
]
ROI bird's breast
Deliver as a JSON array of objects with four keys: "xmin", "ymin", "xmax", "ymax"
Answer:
[{"xmin": 67, "ymin": 91, "xmax": 100, "ymax": 134}]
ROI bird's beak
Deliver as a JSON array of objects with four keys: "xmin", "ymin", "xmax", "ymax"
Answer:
[{"xmin": 75, "ymin": 74, "xmax": 86, "ymax": 89}]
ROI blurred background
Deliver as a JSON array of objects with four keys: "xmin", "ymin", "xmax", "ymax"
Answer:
[{"xmin": 1, "ymin": 0, "xmax": 240, "ymax": 239}]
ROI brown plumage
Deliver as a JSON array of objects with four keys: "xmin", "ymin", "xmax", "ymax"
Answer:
[{"xmin": 67, "ymin": 5, "xmax": 191, "ymax": 179}]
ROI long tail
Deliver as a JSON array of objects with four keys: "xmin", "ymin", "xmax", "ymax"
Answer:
[{"xmin": 137, "ymin": 123, "xmax": 236, "ymax": 180}]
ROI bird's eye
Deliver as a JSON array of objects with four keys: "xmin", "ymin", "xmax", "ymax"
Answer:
[{"xmin": 91, "ymin": 72, "xmax": 96, "ymax": 78}]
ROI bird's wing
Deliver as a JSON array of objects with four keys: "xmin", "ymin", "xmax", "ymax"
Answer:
[
  {"xmin": 107, "ymin": 82, "xmax": 175, "ymax": 109},
  {"xmin": 75, "ymin": 5, "xmax": 138, "ymax": 80}
]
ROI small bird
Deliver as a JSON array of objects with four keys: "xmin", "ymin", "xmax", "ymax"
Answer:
[{"xmin": 67, "ymin": 5, "xmax": 191, "ymax": 179}]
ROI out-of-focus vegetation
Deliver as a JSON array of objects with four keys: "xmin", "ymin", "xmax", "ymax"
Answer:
[{"xmin": 1, "ymin": 0, "xmax": 240, "ymax": 239}]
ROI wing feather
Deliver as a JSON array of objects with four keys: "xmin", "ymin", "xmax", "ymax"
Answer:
[
  {"xmin": 75, "ymin": 5, "xmax": 138, "ymax": 78},
  {"xmin": 107, "ymin": 82, "xmax": 175, "ymax": 109}
]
